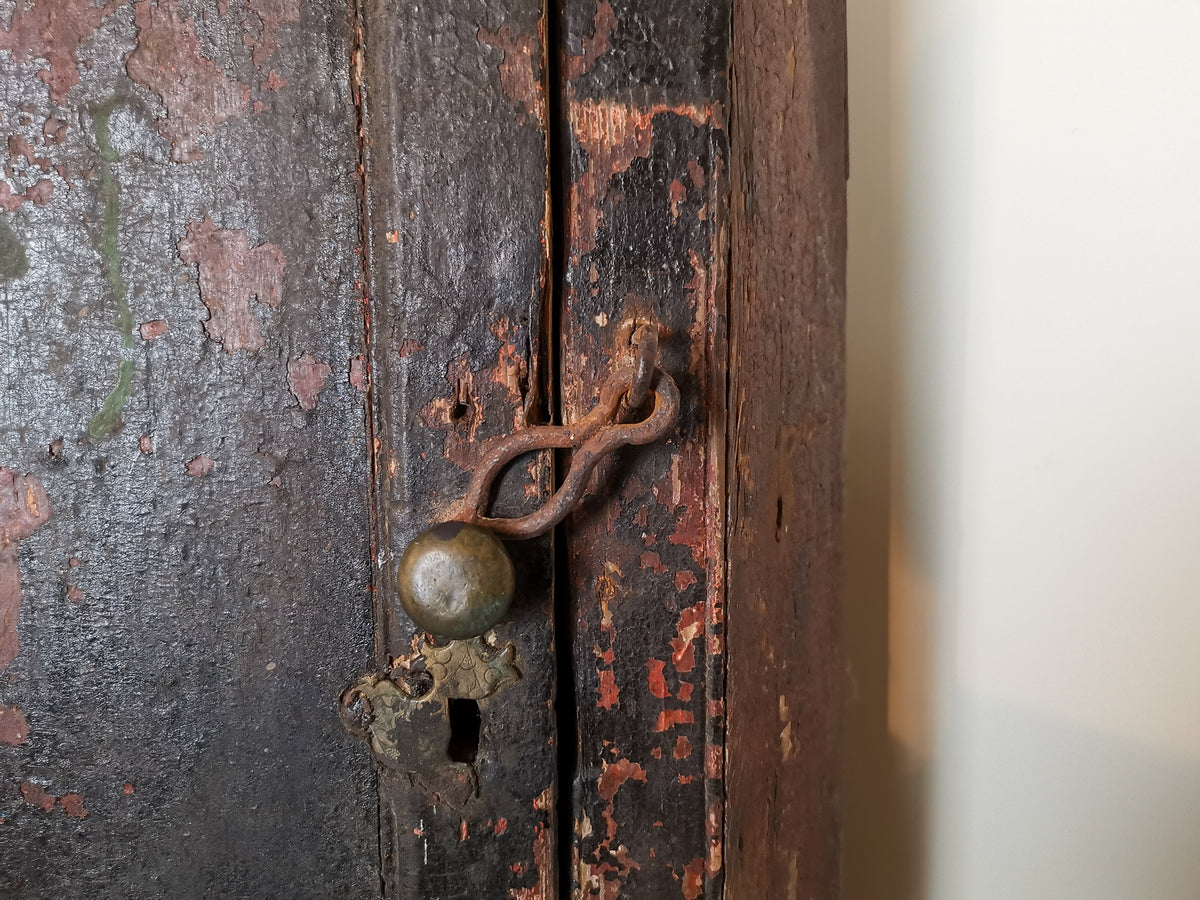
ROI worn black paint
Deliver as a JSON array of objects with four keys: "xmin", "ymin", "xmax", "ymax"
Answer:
[
  {"xmin": 357, "ymin": 0, "xmax": 558, "ymax": 896},
  {"xmin": 558, "ymin": 1, "xmax": 731, "ymax": 896},
  {"xmin": 0, "ymin": 4, "xmax": 377, "ymax": 897}
]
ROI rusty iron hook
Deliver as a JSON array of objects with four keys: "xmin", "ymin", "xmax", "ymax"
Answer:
[{"xmin": 459, "ymin": 325, "xmax": 678, "ymax": 539}]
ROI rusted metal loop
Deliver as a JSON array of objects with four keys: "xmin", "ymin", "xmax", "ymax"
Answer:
[
  {"xmin": 460, "ymin": 366, "xmax": 680, "ymax": 538},
  {"xmin": 624, "ymin": 324, "xmax": 659, "ymax": 415}
]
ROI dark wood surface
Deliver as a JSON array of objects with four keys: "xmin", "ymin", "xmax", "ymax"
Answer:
[
  {"xmin": 0, "ymin": 2, "xmax": 848, "ymax": 897},
  {"xmin": 356, "ymin": 0, "xmax": 559, "ymax": 896},
  {"xmin": 726, "ymin": 0, "xmax": 848, "ymax": 896},
  {"xmin": 0, "ymin": 2, "xmax": 378, "ymax": 896},
  {"xmin": 556, "ymin": 2, "xmax": 731, "ymax": 897}
]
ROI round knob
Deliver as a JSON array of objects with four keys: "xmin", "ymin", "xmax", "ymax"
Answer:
[{"xmin": 396, "ymin": 522, "xmax": 515, "ymax": 639}]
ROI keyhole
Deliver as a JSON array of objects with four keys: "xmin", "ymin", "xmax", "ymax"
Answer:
[{"xmin": 447, "ymin": 699, "xmax": 481, "ymax": 763}]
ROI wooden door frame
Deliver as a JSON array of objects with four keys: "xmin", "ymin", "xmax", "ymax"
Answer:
[{"xmin": 726, "ymin": 1, "xmax": 847, "ymax": 895}]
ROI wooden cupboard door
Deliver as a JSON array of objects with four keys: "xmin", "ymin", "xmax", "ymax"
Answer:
[
  {"xmin": 1, "ymin": 1, "xmax": 846, "ymax": 897},
  {"xmin": 0, "ymin": 1, "xmax": 377, "ymax": 896}
]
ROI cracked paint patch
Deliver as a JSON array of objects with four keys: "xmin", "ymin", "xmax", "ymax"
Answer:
[
  {"xmin": 185, "ymin": 454, "xmax": 214, "ymax": 477},
  {"xmin": 19, "ymin": 780, "xmax": 55, "ymax": 812},
  {"xmin": 508, "ymin": 787, "xmax": 554, "ymax": 900},
  {"xmin": 0, "ymin": 176, "xmax": 53, "ymax": 212},
  {"xmin": 139, "ymin": 320, "xmax": 168, "ymax": 340},
  {"xmin": 18, "ymin": 781, "xmax": 88, "ymax": 817},
  {"xmin": 0, "ymin": 0, "xmax": 123, "ymax": 104},
  {"xmin": 565, "ymin": 1, "xmax": 615, "ymax": 79},
  {"xmin": 477, "ymin": 25, "xmax": 545, "ymax": 124},
  {"xmin": 0, "ymin": 469, "xmax": 50, "ymax": 672},
  {"xmin": 568, "ymin": 99, "xmax": 719, "ymax": 255},
  {"xmin": 287, "ymin": 353, "xmax": 331, "ymax": 410},
  {"xmin": 349, "ymin": 355, "xmax": 367, "ymax": 391},
  {"xmin": 0, "ymin": 705, "xmax": 29, "ymax": 745},
  {"xmin": 0, "ymin": 134, "xmax": 54, "ymax": 212},
  {"xmin": 178, "ymin": 215, "xmax": 285, "ymax": 353},
  {"xmin": 679, "ymin": 857, "xmax": 705, "ymax": 899},
  {"xmin": 579, "ymin": 757, "xmax": 647, "ymax": 896},
  {"xmin": 127, "ymin": 0, "xmax": 250, "ymax": 162},
  {"xmin": 59, "ymin": 793, "xmax": 88, "ymax": 818}
]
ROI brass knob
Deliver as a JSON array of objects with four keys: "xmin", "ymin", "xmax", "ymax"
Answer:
[{"xmin": 396, "ymin": 522, "xmax": 515, "ymax": 639}]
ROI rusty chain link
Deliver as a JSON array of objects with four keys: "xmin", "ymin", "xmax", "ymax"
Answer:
[{"xmin": 459, "ymin": 324, "xmax": 678, "ymax": 538}]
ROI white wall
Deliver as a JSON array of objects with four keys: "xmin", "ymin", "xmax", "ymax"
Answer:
[{"xmin": 845, "ymin": 2, "xmax": 1200, "ymax": 898}]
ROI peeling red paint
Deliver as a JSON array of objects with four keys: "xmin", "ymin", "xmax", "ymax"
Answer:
[
  {"xmin": 666, "ymin": 451, "xmax": 708, "ymax": 568},
  {"xmin": 349, "ymin": 355, "xmax": 367, "ymax": 391},
  {"xmin": 673, "ymin": 735, "xmax": 692, "ymax": 759},
  {"xmin": 19, "ymin": 781, "xmax": 55, "ymax": 812},
  {"xmin": 138, "ymin": 435, "xmax": 153, "ymax": 454},
  {"xmin": 674, "ymin": 570, "xmax": 698, "ymax": 591},
  {"xmin": 507, "ymin": 810, "xmax": 553, "ymax": 900},
  {"xmin": 597, "ymin": 758, "xmax": 646, "ymax": 802},
  {"xmin": 123, "ymin": 781, "xmax": 135, "ymax": 795},
  {"xmin": 493, "ymin": 817, "xmax": 508, "ymax": 836},
  {"xmin": 0, "ymin": 705, "xmax": 29, "ymax": 745},
  {"xmin": 706, "ymin": 798, "xmax": 723, "ymax": 876},
  {"xmin": 639, "ymin": 550, "xmax": 668, "ymax": 574},
  {"xmin": 0, "ymin": 0, "xmax": 123, "ymax": 103},
  {"xmin": 42, "ymin": 118, "xmax": 68, "ymax": 145},
  {"xmin": 397, "ymin": 338, "xmax": 425, "ymax": 358},
  {"xmin": 669, "ymin": 602, "xmax": 705, "ymax": 673},
  {"xmin": 668, "ymin": 178, "xmax": 686, "ymax": 219},
  {"xmin": 262, "ymin": 69, "xmax": 287, "ymax": 91},
  {"xmin": 565, "ymin": 1, "xmax": 616, "ymax": 79},
  {"xmin": 139, "ymin": 320, "xmax": 169, "ymax": 340},
  {"xmin": 0, "ymin": 469, "xmax": 51, "ymax": 672},
  {"xmin": 127, "ymin": 0, "xmax": 250, "ymax": 162},
  {"xmin": 478, "ymin": 25, "xmax": 545, "ymax": 124},
  {"xmin": 653, "ymin": 709, "xmax": 695, "ymax": 732},
  {"xmin": 66, "ymin": 584, "xmax": 82, "ymax": 603},
  {"xmin": 178, "ymin": 215, "xmax": 285, "ymax": 352},
  {"xmin": 568, "ymin": 99, "xmax": 719, "ymax": 255},
  {"xmin": 647, "ymin": 659, "xmax": 669, "ymax": 699},
  {"xmin": 59, "ymin": 792, "xmax": 88, "ymax": 818},
  {"xmin": 7, "ymin": 135, "xmax": 51, "ymax": 175},
  {"xmin": 0, "ymin": 178, "xmax": 53, "ymax": 211},
  {"xmin": 458, "ymin": 819, "xmax": 469, "ymax": 841},
  {"xmin": 596, "ymin": 669, "xmax": 619, "ymax": 710},
  {"xmin": 185, "ymin": 454, "xmax": 214, "ymax": 477},
  {"xmin": 677, "ymin": 682, "xmax": 694, "ymax": 702},
  {"xmin": 287, "ymin": 353, "xmax": 331, "ymax": 411},
  {"xmin": 705, "ymin": 744, "xmax": 721, "ymax": 779},
  {"xmin": 681, "ymin": 858, "xmax": 705, "ymax": 899}
]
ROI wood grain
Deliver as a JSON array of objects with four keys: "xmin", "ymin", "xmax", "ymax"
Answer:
[{"xmin": 725, "ymin": 0, "xmax": 848, "ymax": 896}]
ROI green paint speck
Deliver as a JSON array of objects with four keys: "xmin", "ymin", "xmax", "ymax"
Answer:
[
  {"xmin": 0, "ymin": 218, "xmax": 29, "ymax": 281},
  {"xmin": 88, "ymin": 99, "xmax": 136, "ymax": 439},
  {"xmin": 88, "ymin": 359, "xmax": 134, "ymax": 439}
]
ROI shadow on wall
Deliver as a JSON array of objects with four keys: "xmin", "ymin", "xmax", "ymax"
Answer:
[{"xmin": 843, "ymin": 0, "xmax": 920, "ymax": 894}]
